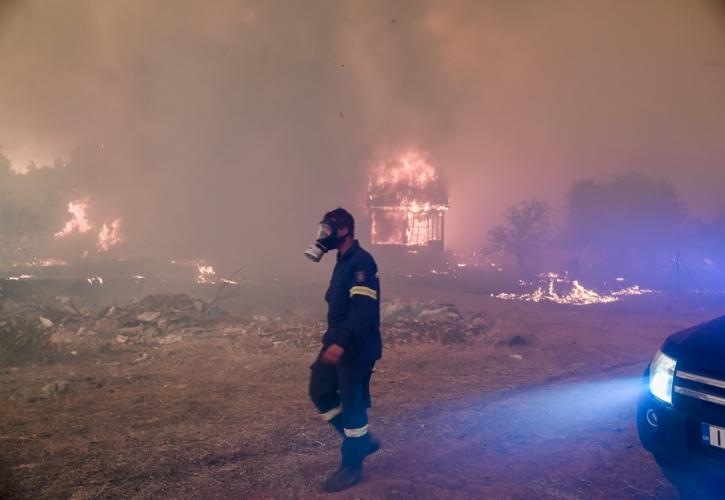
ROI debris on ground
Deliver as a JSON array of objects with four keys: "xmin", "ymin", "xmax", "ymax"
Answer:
[
  {"xmin": 1, "ymin": 294, "xmax": 493, "ymax": 364},
  {"xmin": 1, "ymin": 293, "xmax": 227, "ymax": 362},
  {"xmin": 158, "ymin": 334, "xmax": 182, "ymax": 345},
  {"xmin": 41, "ymin": 379, "xmax": 70, "ymax": 396},
  {"xmin": 380, "ymin": 299, "xmax": 488, "ymax": 345}
]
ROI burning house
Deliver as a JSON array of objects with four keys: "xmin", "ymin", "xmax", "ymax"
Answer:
[{"xmin": 367, "ymin": 152, "xmax": 449, "ymax": 253}]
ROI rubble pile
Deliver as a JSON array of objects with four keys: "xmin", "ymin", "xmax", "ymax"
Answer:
[
  {"xmin": 100, "ymin": 293, "xmax": 228, "ymax": 346},
  {"xmin": 381, "ymin": 299, "xmax": 488, "ymax": 345},
  {"xmin": 0, "ymin": 293, "xmax": 230, "ymax": 360},
  {"xmin": 0, "ymin": 294, "xmax": 490, "ymax": 363},
  {"xmin": 221, "ymin": 315, "xmax": 325, "ymax": 351},
  {"xmin": 225, "ymin": 299, "xmax": 489, "ymax": 350}
]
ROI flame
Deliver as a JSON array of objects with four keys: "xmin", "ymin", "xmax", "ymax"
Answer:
[
  {"xmin": 368, "ymin": 150, "xmax": 448, "ymax": 247},
  {"xmin": 12, "ymin": 258, "xmax": 68, "ymax": 268},
  {"xmin": 6, "ymin": 274, "xmax": 33, "ymax": 281},
  {"xmin": 611, "ymin": 285, "xmax": 654, "ymax": 296},
  {"xmin": 196, "ymin": 264, "xmax": 216, "ymax": 284},
  {"xmin": 54, "ymin": 197, "xmax": 124, "ymax": 253},
  {"xmin": 371, "ymin": 210, "xmax": 407, "ymax": 245},
  {"xmin": 495, "ymin": 272, "xmax": 655, "ymax": 306},
  {"xmin": 55, "ymin": 198, "xmax": 92, "ymax": 238},
  {"xmin": 370, "ymin": 151, "xmax": 438, "ymax": 191},
  {"xmin": 97, "ymin": 218, "xmax": 123, "ymax": 251},
  {"xmin": 406, "ymin": 213, "xmax": 433, "ymax": 246},
  {"xmin": 171, "ymin": 259, "xmax": 218, "ymax": 284}
]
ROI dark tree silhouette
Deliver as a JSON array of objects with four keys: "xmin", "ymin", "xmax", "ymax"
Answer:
[
  {"xmin": 565, "ymin": 173, "xmax": 685, "ymax": 272},
  {"xmin": 0, "ymin": 151, "xmax": 70, "ymax": 264},
  {"xmin": 488, "ymin": 199, "xmax": 550, "ymax": 277}
]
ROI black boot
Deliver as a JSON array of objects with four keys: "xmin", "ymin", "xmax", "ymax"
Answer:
[
  {"xmin": 323, "ymin": 433, "xmax": 381, "ymax": 492},
  {"xmin": 323, "ymin": 465, "xmax": 364, "ymax": 492},
  {"xmin": 342, "ymin": 432, "xmax": 381, "ymax": 465}
]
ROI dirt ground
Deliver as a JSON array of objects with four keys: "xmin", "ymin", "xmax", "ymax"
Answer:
[{"xmin": 1, "ymin": 284, "xmax": 723, "ymax": 499}]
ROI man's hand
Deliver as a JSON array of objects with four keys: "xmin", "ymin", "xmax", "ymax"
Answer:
[{"xmin": 321, "ymin": 344, "xmax": 345, "ymax": 364}]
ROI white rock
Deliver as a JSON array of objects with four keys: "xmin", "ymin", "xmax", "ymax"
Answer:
[
  {"xmin": 136, "ymin": 311, "xmax": 162, "ymax": 322},
  {"xmin": 158, "ymin": 334, "xmax": 182, "ymax": 345}
]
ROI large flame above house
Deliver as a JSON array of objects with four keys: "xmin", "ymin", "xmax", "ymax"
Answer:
[{"xmin": 368, "ymin": 151, "xmax": 449, "ymax": 250}]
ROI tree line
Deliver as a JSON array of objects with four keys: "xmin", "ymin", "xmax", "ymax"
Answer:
[{"xmin": 487, "ymin": 173, "xmax": 723, "ymax": 288}]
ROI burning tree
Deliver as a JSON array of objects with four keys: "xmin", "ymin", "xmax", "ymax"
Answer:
[
  {"xmin": 0, "ymin": 151, "xmax": 125, "ymax": 266},
  {"xmin": 53, "ymin": 197, "xmax": 123, "ymax": 253},
  {"xmin": 367, "ymin": 151, "xmax": 449, "ymax": 251},
  {"xmin": 487, "ymin": 199, "xmax": 551, "ymax": 277}
]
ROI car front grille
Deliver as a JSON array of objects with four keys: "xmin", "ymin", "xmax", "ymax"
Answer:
[{"xmin": 675, "ymin": 370, "xmax": 725, "ymax": 408}]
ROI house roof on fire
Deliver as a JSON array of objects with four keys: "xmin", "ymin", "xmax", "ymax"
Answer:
[{"xmin": 367, "ymin": 182, "xmax": 448, "ymax": 208}]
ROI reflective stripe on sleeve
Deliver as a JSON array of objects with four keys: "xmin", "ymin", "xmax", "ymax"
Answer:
[
  {"xmin": 320, "ymin": 405, "xmax": 342, "ymax": 421},
  {"xmin": 349, "ymin": 286, "xmax": 378, "ymax": 300},
  {"xmin": 343, "ymin": 424, "xmax": 369, "ymax": 438}
]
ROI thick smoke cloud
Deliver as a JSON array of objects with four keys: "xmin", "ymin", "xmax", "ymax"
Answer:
[{"xmin": 0, "ymin": 0, "xmax": 724, "ymax": 279}]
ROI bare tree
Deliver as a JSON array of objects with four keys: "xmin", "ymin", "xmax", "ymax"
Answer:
[{"xmin": 487, "ymin": 199, "xmax": 550, "ymax": 277}]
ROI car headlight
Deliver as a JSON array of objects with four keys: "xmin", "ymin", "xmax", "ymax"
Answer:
[{"xmin": 649, "ymin": 350, "xmax": 677, "ymax": 405}]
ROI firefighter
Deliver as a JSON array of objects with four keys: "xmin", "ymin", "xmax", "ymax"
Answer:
[{"xmin": 305, "ymin": 207, "xmax": 382, "ymax": 492}]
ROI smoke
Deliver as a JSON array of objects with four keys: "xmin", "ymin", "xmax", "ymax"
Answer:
[{"xmin": 1, "ymin": 0, "xmax": 724, "ymax": 278}]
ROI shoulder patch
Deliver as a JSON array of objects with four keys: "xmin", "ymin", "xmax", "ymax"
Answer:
[{"xmin": 355, "ymin": 271, "xmax": 366, "ymax": 283}]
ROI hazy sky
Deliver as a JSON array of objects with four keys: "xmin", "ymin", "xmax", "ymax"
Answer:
[{"xmin": 0, "ymin": 0, "xmax": 724, "ymax": 278}]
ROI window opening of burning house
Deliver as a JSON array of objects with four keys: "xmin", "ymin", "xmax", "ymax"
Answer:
[{"xmin": 368, "ymin": 151, "xmax": 448, "ymax": 252}]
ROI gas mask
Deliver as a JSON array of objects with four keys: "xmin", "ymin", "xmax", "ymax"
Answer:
[{"xmin": 304, "ymin": 220, "xmax": 344, "ymax": 262}]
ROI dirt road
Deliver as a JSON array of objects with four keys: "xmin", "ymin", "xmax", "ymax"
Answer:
[{"xmin": 299, "ymin": 364, "xmax": 677, "ymax": 499}]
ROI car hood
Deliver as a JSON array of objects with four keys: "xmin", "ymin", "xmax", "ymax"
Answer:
[{"xmin": 662, "ymin": 315, "xmax": 725, "ymax": 376}]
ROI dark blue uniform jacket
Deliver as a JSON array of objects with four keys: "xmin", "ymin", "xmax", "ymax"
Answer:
[{"xmin": 322, "ymin": 240, "xmax": 382, "ymax": 362}]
